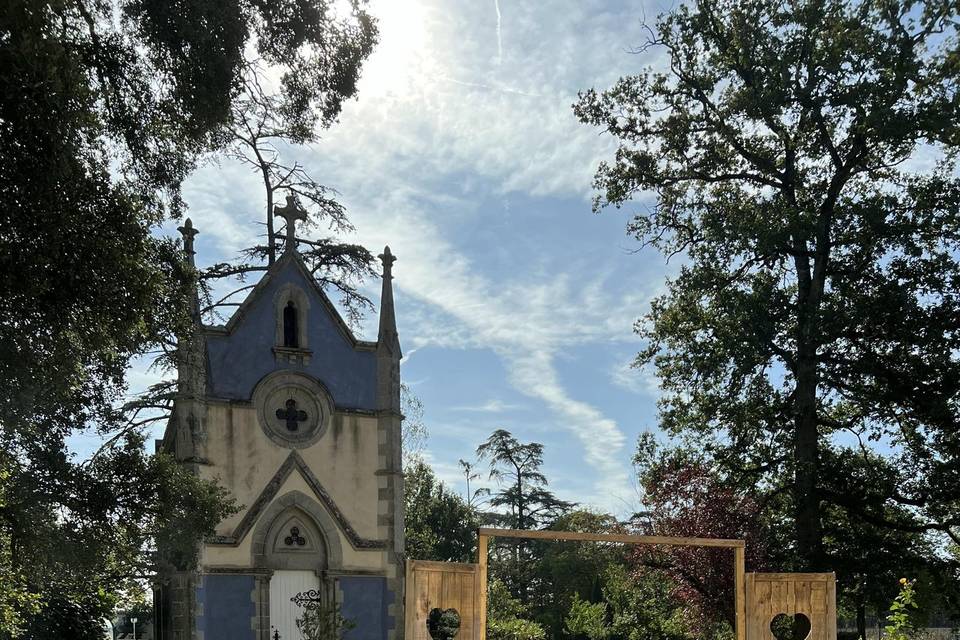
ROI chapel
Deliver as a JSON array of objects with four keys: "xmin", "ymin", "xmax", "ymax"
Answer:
[{"xmin": 154, "ymin": 200, "xmax": 405, "ymax": 640}]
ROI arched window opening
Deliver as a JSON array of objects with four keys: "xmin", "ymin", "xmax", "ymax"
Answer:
[{"xmin": 283, "ymin": 301, "xmax": 299, "ymax": 348}]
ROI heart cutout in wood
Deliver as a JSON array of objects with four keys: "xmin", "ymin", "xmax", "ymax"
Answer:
[
  {"xmin": 427, "ymin": 607, "xmax": 461, "ymax": 640},
  {"xmin": 770, "ymin": 613, "xmax": 811, "ymax": 640}
]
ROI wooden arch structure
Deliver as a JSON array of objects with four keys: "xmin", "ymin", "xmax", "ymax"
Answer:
[{"xmin": 405, "ymin": 527, "xmax": 836, "ymax": 640}]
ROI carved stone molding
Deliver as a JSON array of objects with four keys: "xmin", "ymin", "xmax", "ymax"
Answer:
[{"xmin": 208, "ymin": 450, "xmax": 387, "ymax": 551}]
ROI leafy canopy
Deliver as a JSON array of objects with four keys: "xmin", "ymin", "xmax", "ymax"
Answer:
[
  {"xmin": 576, "ymin": 0, "xmax": 960, "ymax": 569},
  {"xmin": 0, "ymin": 0, "xmax": 376, "ymax": 636}
]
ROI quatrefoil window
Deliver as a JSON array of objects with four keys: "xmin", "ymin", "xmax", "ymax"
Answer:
[{"xmin": 252, "ymin": 372, "xmax": 331, "ymax": 449}]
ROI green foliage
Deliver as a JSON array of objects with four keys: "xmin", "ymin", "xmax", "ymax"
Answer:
[
  {"xmin": 1, "ymin": 433, "xmax": 236, "ymax": 638},
  {"xmin": 527, "ymin": 511, "xmax": 627, "ymax": 638},
  {"xmin": 477, "ymin": 430, "xmax": 574, "ymax": 531},
  {"xmin": 487, "ymin": 581, "xmax": 547, "ymax": 640},
  {"xmin": 0, "ymin": 466, "xmax": 39, "ymax": 637},
  {"xmin": 565, "ymin": 564, "xmax": 696, "ymax": 640},
  {"xmin": 297, "ymin": 599, "xmax": 356, "ymax": 640},
  {"xmin": 476, "ymin": 430, "xmax": 574, "ymax": 603},
  {"xmin": 884, "ymin": 579, "xmax": 919, "ymax": 640},
  {"xmin": 404, "ymin": 460, "xmax": 478, "ymax": 563},
  {"xmin": 589, "ymin": 565, "xmax": 694, "ymax": 640},
  {"xmin": 427, "ymin": 607, "xmax": 462, "ymax": 640},
  {"xmin": 1, "ymin": 0, "xmax": 375, "ymax": 635},
  {"xmin": 575, "ymin": 0, "xmax": 960, "ymax": 588},
  {"xmin": 488, "ymin": 617, "xmax": 549, "ymax": 640},
  {"xmin": 566, "ymin": 597, "xmax": 610, "ymax": 640}
]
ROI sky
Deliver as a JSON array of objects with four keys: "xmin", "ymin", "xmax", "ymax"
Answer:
[{"xmin": 80, "ymin": 0, "xmax": 680, "ymax": 516}]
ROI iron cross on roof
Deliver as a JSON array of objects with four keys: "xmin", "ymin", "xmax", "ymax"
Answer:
[{"xmin": 273, "ymin": 194, "xmax": 307, "ymax": 253}]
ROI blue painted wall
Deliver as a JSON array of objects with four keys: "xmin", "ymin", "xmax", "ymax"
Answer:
[
  {"xmin": 205, "ymin": 259, "xmax": 377, "ymax": 409},
  {"xmin": 196, "ymin": 574, "xmax": 256, "ymax": 640},
  {"xmin": 340, "ymin": 576, "xmax": 393, "ymax": 640}
]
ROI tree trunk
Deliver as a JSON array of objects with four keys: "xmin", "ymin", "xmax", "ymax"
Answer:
[
  {"xmin": 794, "ymin": 252, "xmax": 824, "ymax": 570},
  {"xmin": 793, "ymin": 354, "xmax": 822, "ymax": 569},
  {"xmin": 856, "ymin": 601, "xmax": 867, "ymax": 640},
  {"xmin": 265, "ymin": 182, "xmax": 276, "ymax": 265}
]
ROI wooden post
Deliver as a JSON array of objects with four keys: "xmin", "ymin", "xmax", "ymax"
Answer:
[
  {"xmin": 734, "ymin": 545, "xmax": 746, "ymax": 640},
  {"xmin": 478, "ymin": 533, "xmax": 489, "ymax": 640},
  {"xmin": 405, "ymin": 559, "xmax": 415, "ymax": 640}
]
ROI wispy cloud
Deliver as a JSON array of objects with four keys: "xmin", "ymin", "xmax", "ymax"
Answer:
[
  {"xmin": 452, "ymin": 399, "xmax": 525, "ymax": 413},
  {"xmin": 177, "ymin": 0, "xmax": 665, "ymax": 511},
  {"xmin": 493, "ymin": 0, "xmax": 503, "ymax": 65},
  {"xmin": 611, "ymin": 359, "xmax": 660, "ymax": 397}
]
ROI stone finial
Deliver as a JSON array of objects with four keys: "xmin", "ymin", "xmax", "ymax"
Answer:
[
  {"xmin": 178, "ymin": 218, "xmax": 199, "ymax": 264},
  {"xmin": 377, "ymin": 245, "xmax": 399, "ymax": 351},
  {"xmin": 379, "ymin": 245, "xmax": 396, "ymax": 274},
  {"xmin": 273, "ymin": 194, "xmax": 308, "ymax": 253}
]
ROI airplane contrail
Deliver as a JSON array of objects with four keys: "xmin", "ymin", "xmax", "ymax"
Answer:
[{"xmin": 494, "ymin": 0, "xmax": 503, "ymax": 64}]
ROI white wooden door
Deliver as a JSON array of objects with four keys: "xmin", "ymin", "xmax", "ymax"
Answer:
[{"xmin": 269, "ymin": 570, "xmax": 320, "ymax": 640}]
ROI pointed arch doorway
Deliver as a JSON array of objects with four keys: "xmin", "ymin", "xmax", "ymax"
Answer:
[{"xmin": 253, "ymin": 491, "xmax": 345, "ymax": 640}]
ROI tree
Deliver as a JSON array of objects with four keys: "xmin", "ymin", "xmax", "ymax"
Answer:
[
  {"xmin": 477, "ymin": 430, "xmax": 574, "ymax": 531},
  {"xmin": 476, "ymin": 429, "xmax": 574, "ymax": 602},
  {"xmin": 1, "ymin": 0, "xmax": 376, "ymax": 635},
  {"xmin": 404, "ymin": 460, "xmax": 478, "ymax": 563},
  {"xmin": 632, "ymin": 435, "xmax": 769, "ymax": 633},
  {"xmin": 206, "ymin": 55, "xmax": 378, "ymax": 329},
  {"xmin": 486, "ymin": 580, "xmax": 547, "ymax": 640},
  {"xmin": 459, "ymin": 459, "xmax": 490, "ymax": 511},
  {"xmin": 528, "ymin": 510, "xmax": 628, "ymax": 639},
  {"xmin": 402, "ymin": 384, "xmax": 429, "ymax": 467},
  {"xmin": 566, "ymin": 564, "xmax": 693, "ymax": 640},
  {"xmin": 575, "ymin": 0, "xmax": 960, "ymax": 570}
]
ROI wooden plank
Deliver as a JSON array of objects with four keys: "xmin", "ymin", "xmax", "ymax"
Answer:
[
  {"xmin": 460, "ymin": 572, "xmax": 475, "ymax": 640},
  {"xmin": 416, "ymin": 564, "xmax": 431, "ymax": 640},
  {"xmin": 412, "ymin": 560, "xmax": 478, "ymax": 573},
  {"xmin": 405, "ymin": 560, "xmax": 415, "ymax": 640},
  {"xmin": 826, "ymin": 574, "xmax": 837, "ymax": 640},
  {"xmin": 478, "ymin": 527, "xmax": 745, "ymax": 548},
  {"xmin": 735, "ymin": 546, "xmax": 746, "ymax": 640},
  {"xmin": 748, "ymin": 573, "xmax": 836, "ymax": 581},
  {"xmin": 478, "ymin": 534, "xmax": 488, "ymax": 640},
  {"xmin": 442, "ymin": 569, "xmax": 458, "ymax": 609},
  {"xmin": 428, "ymin": 569, "xmax": 443, "ymax": 612},
  {"xmin": 744, "ymin": 574, "xmax": 755, "ymax": 640}
]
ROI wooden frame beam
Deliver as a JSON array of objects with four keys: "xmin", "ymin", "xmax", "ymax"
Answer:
[
  {"xmin": 476, "ymin": 527, "xmax": 747, "ymax": 640},
  {"xmin": 477, "ymin": 527, "xmax": 745, "ymax": 548}
]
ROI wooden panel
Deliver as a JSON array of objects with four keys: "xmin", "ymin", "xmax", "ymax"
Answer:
[
  {"xmin": 405, "ymin": 560, "xmax": 482, "ymax": 640},
  {"xmin": 745, "ymin": 573, "xmax": 837, "ymax": 640},
  {"xmin": 735, "ymin": 546, "xmax": 746, "ymax": 640}
]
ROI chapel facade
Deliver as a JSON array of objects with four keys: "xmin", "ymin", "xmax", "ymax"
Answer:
[{"xmin": 154, "ymin": 207, "xmax": 405, "ymax": 640}]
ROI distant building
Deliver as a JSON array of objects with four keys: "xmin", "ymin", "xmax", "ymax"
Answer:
[{"xmin": 154, "ymin": 211, "xmax": 404, "ymax": 640}]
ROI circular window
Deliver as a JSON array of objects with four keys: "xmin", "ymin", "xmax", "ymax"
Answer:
[{"xmin": 252, "ymin": 372, "xmax": 332, "ymax": 448}]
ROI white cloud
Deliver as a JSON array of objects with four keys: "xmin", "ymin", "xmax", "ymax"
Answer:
[
  {"xmin": 451, "ymin": 399, "xmax": 525, "ymax": 413},
  {"xmin": 327, "ymin": 185, "xmax": 643, "ymax": 506},
  {"xmin": 175, "ymin": 0, "xmax": 666, "ymax": 511},
  {"xmin": 611, "ymin": 359, "xmax": 660, "ymax": 397}
]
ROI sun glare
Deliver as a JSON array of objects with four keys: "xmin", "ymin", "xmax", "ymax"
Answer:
[{"xmin": 359, "ymin": 0, "xmax": 433, "ymax": 96}]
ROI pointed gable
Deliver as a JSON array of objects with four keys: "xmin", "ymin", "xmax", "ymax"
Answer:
[{"xmin": 203, "ymin": 253, "xmax": 377, "ymax": 410}]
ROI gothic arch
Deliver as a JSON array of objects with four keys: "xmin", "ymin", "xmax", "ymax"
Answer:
[
  {"xmin": 252, "ymin": 490, "xmax": 343, "ymax": 571},
  {"xmin": 273, "ymin": 283, "xmax": 310, "ymax": 350}
]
